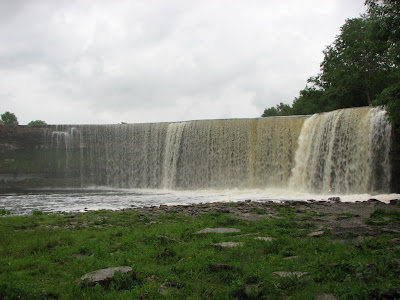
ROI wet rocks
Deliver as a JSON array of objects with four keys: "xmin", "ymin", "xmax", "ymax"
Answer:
[{"xmin": 328, "ymin": 197, "xmax": 341, "ymax": 203}]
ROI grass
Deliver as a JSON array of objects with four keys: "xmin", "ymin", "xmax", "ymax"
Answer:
[
  {"xmin": 365, "ymin": 208, "xmax": 400, "ymax": 226},
  {"xmin": 0, "ymin": 206, "xmax": 399, "ymax": 299}
]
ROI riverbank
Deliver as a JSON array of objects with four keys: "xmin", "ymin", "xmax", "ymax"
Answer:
[{"xmin": 1, "ymin": 199, "xmax": 400, "ymax": 299}]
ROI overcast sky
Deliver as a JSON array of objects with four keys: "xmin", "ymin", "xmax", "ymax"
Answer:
[{"xmin": 0, "ymin": 0, "xmax": 366, "ymax": 125}]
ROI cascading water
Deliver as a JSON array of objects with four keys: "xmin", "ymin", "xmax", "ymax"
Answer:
[
  {"xmin": 46, "ymin": 107, "xmax": 392, "ymax": 194},
  {"xmin": 289, "ymin": 107, "xmax": 392, "ymax": 193}
]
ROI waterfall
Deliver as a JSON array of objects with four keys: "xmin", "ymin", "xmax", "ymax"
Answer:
[
  {"xmin": 47, "ymin": 107, "xmax": 392, "ymax": 193},
  {"xmin": 289, "ymin": 107, "xmax": 392, "ymax": 193}
]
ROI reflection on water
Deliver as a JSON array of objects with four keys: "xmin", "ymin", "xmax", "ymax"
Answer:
[{"xmin": 1, "ymin": 188, "xmax": 399, "ymax": 216}]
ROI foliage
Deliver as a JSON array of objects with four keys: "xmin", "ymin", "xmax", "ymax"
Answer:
[
  {"xmin": 262, "ymin": 102, "xmax": 292, "ymax": 117},
  {"xmin": 261, "ymin": 0, "xmax": 399, "ymax": 128},
  {"xmin": 374, "ymin": 82, "xmax": 400, "ymax": 131},
  {"xmin": 27, "ymin": 120, "xmax": 47, "ymax": 126},
  {"xmin": 0, "ymin": 111, "xmax": 18, "ymax": 125}
]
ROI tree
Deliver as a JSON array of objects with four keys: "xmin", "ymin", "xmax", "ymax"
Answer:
[
  {"xmin": 375, "ymin": 82, "xmax": 400, "ymax": 131},
  {"xmin": 28, "ymin": 120, "xmax": 47, "ymax": 126},
  {"xmin": 312, "ymin": 16, "xmax": 395, "ymax": 108},
  {"xmin": 366, "ymin": 0, "xmax": 400, "ymax": 66},
  {"xmin": 1, "ymin": 111, "xmax": 18, "ymax": 125},
  {"xmin": 366, "ymin": 0, "xmax": 400, "ymax": 129},
  {"xmin": 291, "ymin": 86, "xmax": 327, "ymax": 115},
  {"xmin": 261, "ymin": 102, "xmax": 292, "ymax": 117},
  {"xmin": 260, "ymin": 0, "xmax": 399, "ymax": 127}
]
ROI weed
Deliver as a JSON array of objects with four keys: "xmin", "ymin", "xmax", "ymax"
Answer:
[
  {"xmin": 365, "ymin": 209, "xmax": 400, "ymax": 225},
  {"xmin": 0, "ymin": 209, "xmax": 10, "ymax": 215}
]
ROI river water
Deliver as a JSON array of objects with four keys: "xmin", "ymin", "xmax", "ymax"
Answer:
[{"xmin": 1, "ymin": 188, "xmax": 399, "ymax": 216}]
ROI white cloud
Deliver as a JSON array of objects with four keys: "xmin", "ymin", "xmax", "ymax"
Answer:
[{"xmin": 0, "ymin": 0, "xmax": 366, "ymax": 124}]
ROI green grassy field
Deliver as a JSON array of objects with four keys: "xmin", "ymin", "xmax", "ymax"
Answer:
[{"xmin": 0, "ymin": 201, "xmax": 399, "ymax": 299}]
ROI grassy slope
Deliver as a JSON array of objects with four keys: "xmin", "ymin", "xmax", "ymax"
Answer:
[{"xmin": 0, "ymin": 202, "xmax": 399, "ymax": 299}]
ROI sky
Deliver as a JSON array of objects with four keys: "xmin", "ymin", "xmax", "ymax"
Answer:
[{"xmin": 0, "ymin": 0, "xmax": 367, "ymax": 125}]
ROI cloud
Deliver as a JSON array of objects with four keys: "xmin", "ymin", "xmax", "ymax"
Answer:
[{"xmin": 0, "ymin": 0, "xmax": 366, "ymax": 124}]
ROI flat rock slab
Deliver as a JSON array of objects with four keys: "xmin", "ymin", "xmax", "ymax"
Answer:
[
  {"xmin": 308, "ymin": 231, "xmax": 325, "ymax": 237},
  {"xmin": 273, "ymin": 271, "xmax": 309, "ymax": 278},
  {"xmin": 255, "ymin": 237, "xmax": 274, "ymax": 242},
  {"xmin": 315, "ymin": 293, "xmax": 338, "ymax": 300},
  {"xmin": 211, "ymin": 242, "xmax": 243, "ymax": 248},
  {"xmin": 332, "ymin": 226, "xmax": 380, "ymax": 236},
  {"xmin": 79, "ymin": 266, "xmax": 135, "ymax": 286},
  {"xmin": 195, "ymin": 228, "xmax": 241, "ymax": 234},
  {"xmin": 284, "ymin": 255, "xmax": 301, "ymax": 260}
]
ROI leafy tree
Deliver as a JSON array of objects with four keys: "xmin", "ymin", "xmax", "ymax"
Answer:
[
  {"xmin": 28, "ymin": 120, "xmax": 47, "ymax": 126},
  {"xmin": 375, "ymin": 82, "xmax": 400, "ymax": 131},
  {"xmin": 291, "ymin": 86, "xmax": 327, "ymax": 115},
  {"xmin": 261, "ymin": 107, "xmax": 279, "ymax": 117},
  {"xmin": 261, "ymin": 0, "xmax": 399, "ymax": 128},
  {"xmin": 366, "ymin": 0, "xmax": 400, "ymax": 66},
  {"xmin": 262, "ymin": 102, "xmax": 292, "ymax": 117},
  {"xmin": 312, "ymin": 16, "xmax": 395, "ymax": 107},
  {"xmin": 1, "ymin": 111, "xmax": 18, "ymax": 125},
  {"xmin": 366, "ymin": 0, "xmax": 400, "ymax": 128}
]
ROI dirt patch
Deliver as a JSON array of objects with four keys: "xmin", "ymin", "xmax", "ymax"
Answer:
[{"xmin": 127, "ymin": 198, "xmax": 400, "ymax": 236}]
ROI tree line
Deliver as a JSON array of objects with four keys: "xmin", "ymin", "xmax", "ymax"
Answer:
[
  {"xmin": 0, "ymin": 111, "xmax": 46, "ymax": 126},
  {"xmin": 262, "ymin": 0, "xmax": 399, "ymax": 129}
]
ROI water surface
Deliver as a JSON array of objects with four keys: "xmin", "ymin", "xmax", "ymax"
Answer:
[{"xmin": 1, "ymin": 188, "xmax": 399, "ymax": 216}]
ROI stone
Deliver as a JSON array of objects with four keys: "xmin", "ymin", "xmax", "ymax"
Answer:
[
  {"xmin": 332, "ymin": 226, "xmax": 380, "ymax": 237},
  {"xmin": 315, "ymin": 293, "xmax": 338, "ymax": 300},
  {"xmin": 284, "ymin": 256, "xmax": 301, "ymax": 260},
  {"xmin": 195, "ymin": 228, "xmax": 241, "ymax": 234},
  {"xmin": 273, "ymin": 271, "xmax": 309, "ymax": 278},
  {"xmin": 308, "ymin": 231, "xmax": 325, "ymax": 237},
  {"xmin": 211, "ymin": 242, "xmax": 243, "ymax": 248},
  {"xmin": 328, "ymin": 197, "xmax": 341, "ymax": 203},
  {"xmin": 367, "ymin": 198, "xmax": 382, "ymax": 204},
  {"xmin": 255, "ymin": 237, "xmax": 274, "ymax": 242},
  {"xmin": 78, "ymin": 266, "xmax": 136, "ymax": 287},
  {"xmin": 389, "ymin": 199, "xmax": 400, "ymax": 205}
]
